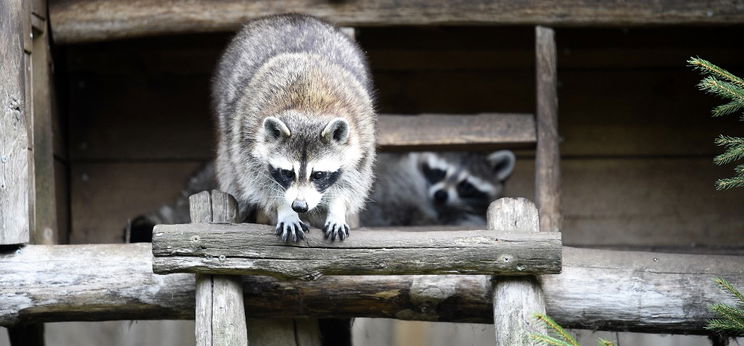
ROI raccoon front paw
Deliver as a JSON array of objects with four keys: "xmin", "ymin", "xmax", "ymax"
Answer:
[
  {"xmin": 323, "ymin": 221, "xmax": 350, "ymax": 241},
  {"xmin": 275, "ymin": 218, "xmax": 310, "ymax": 243}
]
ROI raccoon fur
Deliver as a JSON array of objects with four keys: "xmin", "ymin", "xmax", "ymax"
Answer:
[
  {"xmin": 212, "ymin": 14, "xmax": 376, "ymax": 242},
  {"xmin": 360, "ymin": 151, "xmax": 516, "ymax": 227}
]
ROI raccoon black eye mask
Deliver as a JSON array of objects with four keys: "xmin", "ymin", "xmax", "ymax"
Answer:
[{"xmin": 212, "ymin": 15, "xmax": 376, "ymax": 243}]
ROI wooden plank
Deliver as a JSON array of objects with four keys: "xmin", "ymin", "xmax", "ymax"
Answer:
[
  {"xmin": 152, "ymin": 224, "xmax": 562, "ymax": 278},
  {"xmin": 190, "ymin": 190, "xmax": 247, "ymax": 346},
  {"xmin": 489, "ymin": 198, "xmax": 547, "ymax": 345},
  {"xmin": 69, "ymin": 162, "xmax": 203, "ymax": 244},
  {"xmin": 378, "ymin": 113, "xmax": 536, "ymax": 151},
  {"xmin": 49, "ymin": 0, "xmax": 744, "ymax": 44},
  {"xmin": 535, "ymin": 26, "xmax": 560, "ymax": 233},
  {"xmin": 505, "ymin": 158, "xmax": 744, "ymax": 250},
  {"xmin": 0, "ymin": 0, "xmax": 30, "ymax": 245},
  {"xmin": 1, "ymin": 243, "xmax": 743, "ymax": 334},
  {"xmin": 31, "ymin": 14, "xmax": 57, "ymax": 245}
]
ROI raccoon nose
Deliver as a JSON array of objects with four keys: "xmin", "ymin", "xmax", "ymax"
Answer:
[
  {"xmin": 433, "ymin": 190, "xmax": 448, "ymax": 204},
  {"xmin": 292, "ymin": 200, "xmax": 309, "ymax": 213}
]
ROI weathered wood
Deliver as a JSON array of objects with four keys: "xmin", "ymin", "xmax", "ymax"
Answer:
[
  {"xmin": 0, "ymin": 243, "xmax": 741, "ymax": 334},
  {"xmin": 489, "ymin": 198, "xmax": 547, "ymax": 345},
  {"xmin": 378, "ymin": 113, "xmax": 535, "ymax": 151},
  {"xmin": 152, "ymin": 224, "xmax": 562, "ymax": 278},
  {"xmin": 69, "ymin": 162, "xmax": 203, "ymax": 244},
  {"xmin": 190, "ymin": 190, "xmax": 247, "ymax": 346},
  {"xmin": 0, "ymin": 0, "xmax": 30, "ymax": 245},
  {"xmin": 31, "ymin": 13, "xmax": 57, "ymax": 245},
  {"xmin": 49, "ymin": 0, "xmax": 744, "ymax": 43},
  {"xmin": 535, "ymin": 26, "xmax": 561, "ymax": 233}
]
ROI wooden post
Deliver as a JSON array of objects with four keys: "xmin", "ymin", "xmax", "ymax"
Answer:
[
  {"xmin": 190, "ymin": 190, "xmax": 248, "ymax": 346},
  {"xmin": 247, "ymin": 210, "xmax": 323, "ymax": 346},
  {"xmin": 535, "ymin": 26, "xmax": 561, "ymax": 233},
  {"xmin": 0, "ymin": 0, "xmax": 30, "ymax": 245},
  {"xmin": 30, "ymin": 0, "xmax": 58, "ymax": 246},
  {"xmin": 490, "ymin": 198, "xmax": 547, "ymax": 345}
]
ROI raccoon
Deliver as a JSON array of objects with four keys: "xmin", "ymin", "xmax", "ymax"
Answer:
[
  {"xmin": 212, "ymin": 15, "xmax": 376, "ymax": 242},
  {"xmin": 361, "ymin": 151, "xmax": 516, "ymax": 227}
]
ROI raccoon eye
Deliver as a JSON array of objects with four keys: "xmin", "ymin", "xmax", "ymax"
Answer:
[
  {"xmin": 280, "ymin": 169, "xmax": 295, "ymax": 180},
  {"xmin": 457, "ymin": 180, "xmax": 477, "ymax": 196},
  {"xmin": 422, "ymin": 164, "xmax": 447, "ymax": 184},
  {"xmin": 311, "ymin": 171, "xmax": 327, "ymax": 180},
  {"xmin": 457, "ymin": 180, "xmax": 487, "ymax": 199}
]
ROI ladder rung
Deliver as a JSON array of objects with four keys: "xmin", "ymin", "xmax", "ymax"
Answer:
[
  {"xmin": 151, "ymin": 223, "xmax": 561, "ymax": 279},
  {"xmin": 378, "ymin": 113, "xmax": 535, "ymax": 151}
]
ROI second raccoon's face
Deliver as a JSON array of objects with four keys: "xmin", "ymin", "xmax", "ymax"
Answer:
[
  {"xmin": 255, "ymin": 113, "xmax": 359, "ymax": 214},
  {"xmin": 418, "ymin": 151, "xmax": 516, "ymax": 214}
]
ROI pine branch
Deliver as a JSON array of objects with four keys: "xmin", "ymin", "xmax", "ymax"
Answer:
[
  {"xmin": 715, "ymin": 278, "xmax": 744, "ymax": 303},
  {"xmin": 697, "ymin": 77, "xmax": 744, "ymax": 117},
  {"xmin": 713, "ymin": 101, "xmax": 744, "ymax": 118},
  {"xmin": 716, "ymin": 176, "xmax": 744, "ymax": 190},
  {"xmin": 713, "ymin": 144, "xmax": 744, "ymax": 165},
  {"xmin": 530, "ymin": 334, "xmax": 575, "ymax": 346},
  {"xmin": 706, "ymin": 278, "xmax": 744, "ymax": 336},
  {"xmin": 597, "ymin": 339, "xmax": 615, "ymax": 346},
  {"xmin": 689, "ymin": 57, "xmax": 744, "ymax": 89}
]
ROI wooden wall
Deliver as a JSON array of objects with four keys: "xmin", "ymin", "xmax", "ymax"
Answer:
[{"xmin": 59, "ymin": 25, "xmax": 744, "ymax": 250}]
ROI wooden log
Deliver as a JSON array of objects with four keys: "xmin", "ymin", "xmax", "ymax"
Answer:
[
  {"xmin": 0, "ymin": 0, "xmax": 30, "ymax": 245},
  {"xmin": 489, "ymin": 198, "xmax": 547, "ymax": 345},
  {"xmin": 152, "ymin": 224, "xmax": 562, "ymax": 278},
  {"xmin": 190, "ymin": 190, "xmax": 247, "ymax": 346},
  {"xmin": 49, "ymin": 0, "xmax": 744, "ymax": 43},
  {"xmin": 535, "ymin": 26, "xmax": 561, "ymax": 233},
  {"xmin": 377, "ymin": 113, "xmax": 536, "ymax": 151},
  {"xmin": 0, "ymin": 243, "xmax": 742, "ymax": 334}
]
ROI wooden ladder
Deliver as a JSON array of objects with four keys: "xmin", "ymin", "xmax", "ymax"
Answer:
[{"xmin": 152, "ymin": 26, "xmax": 560, "ymax": 346}]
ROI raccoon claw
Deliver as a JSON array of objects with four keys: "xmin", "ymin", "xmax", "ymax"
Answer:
[
  {"xmin": 275, "ymin": 220, "xmax": 309, "ymax": 243},
  {"xmin": 323, "ymin": 222, "xmax": 350, "ymax": 241}
]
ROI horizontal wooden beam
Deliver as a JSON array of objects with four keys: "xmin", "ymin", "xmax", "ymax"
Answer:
[
  {"xmin": 152, "ymin": 224, "xmax": 562, "ymax": 278},
  {"xmin": 378, "ymin": 113, "xmax": 535, "ymax": 151},
  {"xmin": 1, "ymin": 244, "xmax": 740, "ymax": 334},
  {"xmin": 50, "ymin": 0, "xmax": 744, "ymax": 44}
]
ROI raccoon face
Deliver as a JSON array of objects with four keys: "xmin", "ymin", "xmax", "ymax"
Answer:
[
  {"xmin": 257, "ymin": 113, "xmax": 354, "ymax": 213},
  {"xmin": 418, "ymin": 151, "xmax": 516, "ymax": 215}
]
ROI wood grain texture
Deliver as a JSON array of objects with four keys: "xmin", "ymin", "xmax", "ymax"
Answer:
[
  {"xmin": 151, "ymin": 224, "xmax": 562, "ymax": 278},
  {"xmin": 0, "ymin": 0, "xmax": 30, "ymax": 245},
  {"xmin": 535, "ymin": 26, "xmax": 561, "ymax": 233},
  {"xmin": 190, "ymin": 190, "xmax": 247, "ymax": 346},
  {"xmin": 378, "ymin": 113, "xmax": 536, "ymax": 151},
  {"xmin": 489, "ymin": 198, "xmax": 547, "ymax": 345},
  {"xmin": 49, "ymin": 0, "xmax": 744, "ymax": 43},
  {"xmin": 31, "ymin": 13, "xmax": 57, "ymax": 245},
  {"xmin": 1, "ymin": 243, "xmax": 742, "ymax": 334}
]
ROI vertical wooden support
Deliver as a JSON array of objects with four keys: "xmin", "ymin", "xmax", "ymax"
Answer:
[
  {"xmin": 0, "ymin": 0, "xmax": 31, "ymax": 245},
  {"xmin": 535, "ymin": 26, "xmax": 561, "ymax": 233},
  {"xmin": 190, "ymin": 190, "xmax": 248, "ymax": 346},
  {"xmin": 490, "ymin": 198, "xmax": 547, "ymax": 345},
  {"xmin": 252, "ymin": 209, "xmax": 324, "ymax": 346},
  {"xmin": 30, "ymin": 1, "xmax": 57, "ymax": 246}
]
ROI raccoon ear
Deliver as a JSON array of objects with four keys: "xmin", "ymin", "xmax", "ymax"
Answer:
[
  {"xmin": 487, "ymin": 150, "xmax": 516, "ymax": 181},
  {"xmin": 320, "ymin": 118, "xmax": 350, "ymax": 145},
  {"xmin": 263, "ymin": 117, "xmax": 291, "ymax": 141}
]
